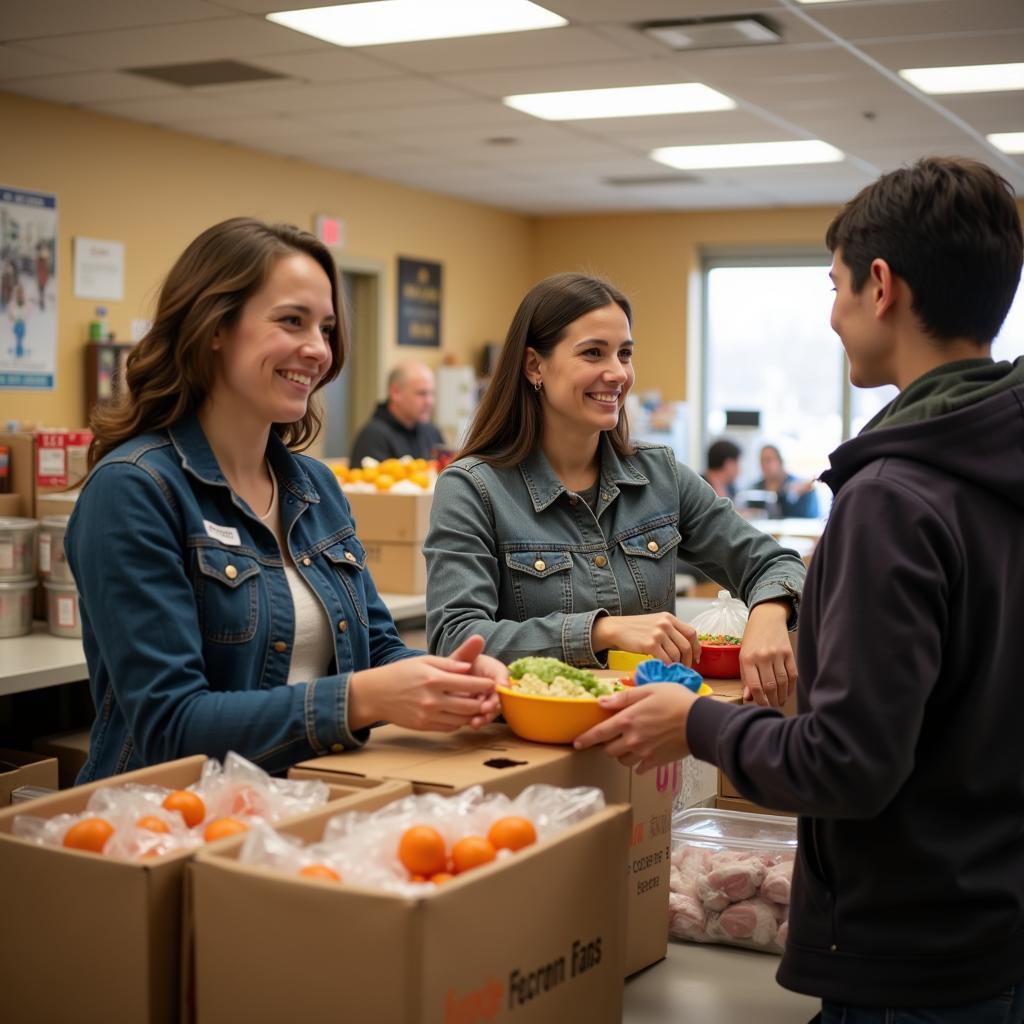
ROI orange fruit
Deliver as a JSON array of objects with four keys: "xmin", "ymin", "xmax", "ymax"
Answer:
[
  {"xmin": 374, "ymin": 474, "xmax": 395, "ymax": 492},
  {"xmin": 451, "ymin": 835, "xmax": 496, "ymax": 874},
  {"xmin": 430, "ymin": 872, "xmax": 454, "ymax": 885},
  {"xmin": 487, "ymin": 816, "xmax": 537, "ymax": 852},
  {"xmin": 299, "ymin": 864, "xmax": 341, "ymax": 883},
  {"xmin": 228, "ymin": 784, "xmax": 267, "ymax": 818},
  {"xmin": 203, "ymin": 817, "xmax": 249, "ymax": 843},
  {"xmin": 162, "ymin": 790, "xmax": 205, "ymax": 828},
  {"xmin": 136, "ymin": 815, "xmax": 170, "ymax": 834},
  {"xmin": 63, "ymin": 817, "xmax": 115, "ymax": 853},
  {"xmin": 398, "ymin": 825, "xmax": 447, "ymax": 877}
]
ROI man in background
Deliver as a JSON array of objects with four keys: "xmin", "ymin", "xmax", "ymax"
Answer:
[
  {"xmin": 351, "ymin": 358, "xmax": 446, "ymax": 464},
  {"xmin": 702, "ymin": 438, "xmax": 742, "ymax": 500}
]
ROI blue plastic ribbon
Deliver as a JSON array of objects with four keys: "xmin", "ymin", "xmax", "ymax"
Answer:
[{"xmin": 633, "ymin": 660, "xmax": 704, "ymax": 693}]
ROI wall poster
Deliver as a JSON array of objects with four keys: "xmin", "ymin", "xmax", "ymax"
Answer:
[
  {"xmin": 397, "ymin": 256, "xmax": 442, "ymax": 347},
  {"xmin": 0, "ymin": 186, "xmax": 58, "ymax": 390}
]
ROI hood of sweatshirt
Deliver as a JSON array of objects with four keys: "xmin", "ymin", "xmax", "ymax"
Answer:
[{"xmin": 821, "ymin": 356, "xmax": 1024, "ymax": 511}]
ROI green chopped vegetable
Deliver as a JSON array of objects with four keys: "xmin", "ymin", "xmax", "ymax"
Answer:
[
  {"xmin": 697, "ymin": 633, "xmax": 742, "ymax": 646},
  {"xmin": 507, "ymin": 657, "xmax": 607, "ymax": 694}
]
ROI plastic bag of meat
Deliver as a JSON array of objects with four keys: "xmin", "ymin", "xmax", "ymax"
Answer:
[{"xmin": 669, "ymin": 807, "xmax": 797, "ymax": 954}]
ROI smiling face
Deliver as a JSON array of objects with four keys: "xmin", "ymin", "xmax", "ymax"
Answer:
[
  {"xmin": 525, "ymin": 302, "xmax": 634, "ymax": 440},
  {"xmin": 830, "ymin": 249, "xmax": 895, "ymax": 389},
  {"xmin": 209, "ymin": 251, "xmax": 336, "ymax": 429}
]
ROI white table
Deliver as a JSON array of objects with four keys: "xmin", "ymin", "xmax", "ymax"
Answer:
[{"xmin": 0, "ymin": 592, "xmax": 427, "ymax": 699}]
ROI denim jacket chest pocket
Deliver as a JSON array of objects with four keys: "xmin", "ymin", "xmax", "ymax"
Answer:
[
  {"xmin": 617, "ymin": 523, "xmax": 682, "ymax": 611},
  {"xmin": 193, "ymin": 545, "xmax": 261, "ymax": 644},
  {"xmin": 504, "ymin": 549, "xmax": 574, "ymax": 621},
  {"xmin": 321, "ymin": 535, "xmax": 369, "ymax": 626}
]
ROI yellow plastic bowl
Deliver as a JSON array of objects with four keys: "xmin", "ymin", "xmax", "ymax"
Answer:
[{"xmin": 496, "ymin": 684, "xmax": 612, "ymax": 745}]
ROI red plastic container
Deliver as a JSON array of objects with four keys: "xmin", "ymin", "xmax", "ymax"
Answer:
[{"xmin": 695, "ymin": 643, "xmax": 741, "ymax": 679}]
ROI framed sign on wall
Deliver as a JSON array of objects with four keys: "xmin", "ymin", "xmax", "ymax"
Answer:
[{"xmin": 396, "ymin": 257, "xmax": 442, "ymax": 347}]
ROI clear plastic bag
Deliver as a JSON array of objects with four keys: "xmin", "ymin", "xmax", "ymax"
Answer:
[
  {"xmin": 690, "ymin": 590, "xmax": 748, "ymax": 640},
  {"xmin": 239, "ymin": 783, "xmax": 606, "ymax": 894}
]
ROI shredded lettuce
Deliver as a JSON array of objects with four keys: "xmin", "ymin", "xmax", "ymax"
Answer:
[{"xmin": 507, "ymin": 657, "xmax": 605, "ymax": 693}]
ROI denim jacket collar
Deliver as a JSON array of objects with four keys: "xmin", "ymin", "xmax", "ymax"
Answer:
[
  {"xmin": 518, "ymin": 436, "xmax": 649, "ymax": 512},
  {"xmin": 168, "ymin": 414, "xmax": 320, "ymax": 505}
]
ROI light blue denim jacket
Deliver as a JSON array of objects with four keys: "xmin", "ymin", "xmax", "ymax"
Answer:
[
  {"xmin": 65, "ymin": 414, "xmax": 417, "ymax": 782},
  {"xmin": 425, "ymin": 440, "xmax": 804, "ymax": 664}
]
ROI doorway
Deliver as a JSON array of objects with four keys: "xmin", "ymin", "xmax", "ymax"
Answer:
[{"xmin": 321, "ymin": 263, "xmax": 383, "ymax": 460}]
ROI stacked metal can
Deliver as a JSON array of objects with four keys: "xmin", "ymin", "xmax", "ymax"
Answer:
[
  {"xmin": 0, "ymin": 516, "xmax": 38, "ymax": 638},
  {"xmin": 38, "ymin": 514, "xmax": 81, "ymax": 638}
]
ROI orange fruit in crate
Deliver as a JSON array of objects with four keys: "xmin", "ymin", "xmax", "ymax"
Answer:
[
  {"xmin": 487, "ymin": 816, "xmax": 537, "ymax": 852},
  {"xmin": 398, "ymin": 825, "xmax": 447, "ymax": 877},
  {"xmin": 451, "ymin": 836, "xmax": 497, "ymax": 874},
  {"xmin": 374, "ymin": 474, "xmax": 395, "ymax": 492},
  {"xmin": 63, "ymin": 817, "xmax": 115, "ymax": 853},
  {"xmin": 136, "ymin": 815, "xmax": 170, "ymax": 834},
  {"xmin": 203, "ymin": 817, "xmax": 249, "ymax": 843},
  {"xmin": 430, "ymin": 872, "xmax": 454, "ymax": 885},
  {"xmin": 409, "ymin": 471, "xmax": 430, "ymax": 489},
  {"xmin": 162, "ymin": 789, "xmax": 206, "ymax": 828},
  {"xmin": 299, "ymin": 864, "xmax": 341, "ymax": 883},
  {"xmin": 229, "ymin": 784, "xmax": 267, "ymax": 818}
]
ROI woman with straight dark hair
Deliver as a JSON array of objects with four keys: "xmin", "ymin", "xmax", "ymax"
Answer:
[
  {"xmin": 425, "ymin": 272, "xmax": 805, "ymax": 707},
  {"xmin": 67, "ymin": 217, "xmax": 502, "ymax": 782}
]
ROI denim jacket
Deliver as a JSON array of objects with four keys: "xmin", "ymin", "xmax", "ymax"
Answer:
[
  {"xmin": 65, "ymin": 414, "xmax": 417, "ymax": 782},
  {"xmin": 425, "ymin": 440, "xmax": 804, "ymax": 664}
]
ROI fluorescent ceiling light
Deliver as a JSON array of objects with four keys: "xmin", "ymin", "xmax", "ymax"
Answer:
[
  {"xmin": 267, "ymin": 0, "xmax": 566, "ymax": 47},
  {"xmin": 651, "ymin": 140, "xmax": 843, "ymax": 170},
  {"xmin": 988, "ymin": 132, "xmax": 1024, "ymax": 154},
  {"xmin": 898, "ymin": 63, "xmax": 1024, "ymax": 95},
  {"xmin": 792, "ymin": 0, "xmax": 853, "ymax": 4},
  {"xmin": 503, "ymin": 83, "xmax": 735, "ymax": 121}
]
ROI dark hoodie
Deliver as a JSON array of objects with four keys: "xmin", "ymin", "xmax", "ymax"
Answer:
[{"xmin": 688, "ymin": 357, "xmax": 1024, "ymax": 1005}]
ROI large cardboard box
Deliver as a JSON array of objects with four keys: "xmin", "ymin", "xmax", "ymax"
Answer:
[
  {"xmin": 346, "ymin": 490, "xmax": 432, "ymax": 543},
  {"xmin": 0, "ymin": 431, "xmax": 36, "ymax": 518},
  {"xmin": 0, "ymin": 749, "xmax": 59, "ymax": 806},
  {"xmin": 290, "ymin": 724, "xmax": 674, "ymax": 976},
  {"xmin": 0, "ymin": 756, "xmax": 411, "ymax": 1024},
  {"xmin": 192, "ymin": 800, "xmax": 631, "ymax": 1024},
  {"xmin": 0, "ymin": 430, "xmax": 90, "ymax": 518},
  {"xmin": 362, "ymin": 539, "xmax": 427, "ymax": 593}
]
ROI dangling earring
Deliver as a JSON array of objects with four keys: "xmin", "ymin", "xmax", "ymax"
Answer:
[{"xmin": 533, "ymin": 379, "xmax": 543, "ymax": 392}]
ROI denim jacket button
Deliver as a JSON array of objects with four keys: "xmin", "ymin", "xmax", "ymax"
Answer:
[
  {"xmin": 224, "ymin": 564, "xmax": 238, "ymax": 580},
  {"xmin": 647, "ymin": 541, "xmax": 659, "ymax": 553},
  {"xmin": 337, "ymin": 620, "xmax": 348, "ymax": 633},
  {"xmin": 302, "ymin": 557, "xmax": 311, "ymax": 566},
  {"xmin": 273, "ymin": 641, "xmax": 287, "ymax": 653},
  {"xmin": 344, "ymin": 551, "xmax": 356, "ymax": 562},
  {"xmin": 534, "ymin": 559, "xmax": 546, "ymax": 571},
  {"xmin": 330, "ymin": 743, "xmax": 344, "ymax": 753},
  {"xmin": 594, "ymin": 555, "xmax": 607, "ymax": 568}
]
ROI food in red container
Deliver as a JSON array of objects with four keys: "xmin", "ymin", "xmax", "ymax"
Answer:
[{"xmin": 696, "ymin": 633, "xmax": 742, "ymax": 679}]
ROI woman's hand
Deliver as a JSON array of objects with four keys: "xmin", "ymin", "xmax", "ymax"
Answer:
[
  {"xmin": 573, "ymin": 683, "xmax": 699, "ymax": 773},
  {"xmin": 739, "ymin": 600, "xmax": 797, "ymax": 707},
  {"xmin": 592, "ymin": 613, "xmax": 701, "ymax": 666},
  {"xmin": 348, "ymin": 634, "xmax": 500, "ymax": 733}
]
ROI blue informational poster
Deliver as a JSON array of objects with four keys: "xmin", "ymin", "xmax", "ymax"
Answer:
[
  {"xmin": 1, "ymin": 186, "xmax": 58, "ymax": 390},
  {"xmin": 397, "ymin": 256, "xmax": 442, "ymax": 347}
]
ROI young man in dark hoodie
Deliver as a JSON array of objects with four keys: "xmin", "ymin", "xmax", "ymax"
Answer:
[{"xmin": 576, "ymin": 156, "xmax": 1024, "ymax": 1020}]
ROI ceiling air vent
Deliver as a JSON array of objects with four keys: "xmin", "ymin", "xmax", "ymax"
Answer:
[
  {"xmin": 641, "ymin": 16, "xmax": 781, "ymax": 51},
  {"xmin": 605, "ymin": 174, "xmax": 702, "ymax": 187},
  {"xmin": 125, "ymin": 60, "xmax": 289, "ymax": 87}
]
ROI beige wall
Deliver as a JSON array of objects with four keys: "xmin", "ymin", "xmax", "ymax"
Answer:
[
  {"xmin": 532, "ymin": 207, "xmax": 838, "ymax": 402},
  {"xmin": 0, "ymin": 91, "xmax": 536, "ymax": 431}
]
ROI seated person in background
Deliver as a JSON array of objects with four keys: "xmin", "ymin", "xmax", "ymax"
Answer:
[
  {"xmin": 752, "ymin": 443, "xmax": 820, "ymax": 518},
  {"xmin": 350, "ymin": 358, "xmax": 445, "ymax": 464},
  {"xmin": 702, "ymin": 438, "xmax": 741, "ymax": 500},
  {"xmin": 424, "ymin": 272, "xmax": 805, "ymax": 708}
]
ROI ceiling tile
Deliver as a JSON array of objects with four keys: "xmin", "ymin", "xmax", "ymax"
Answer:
[
  {"xmin": 4, "ymin": 70, "xmax": 179, "ymax": 105},
  {"xmin": 239, "ymin": 47, "xmax": 402, "ymax": 82},
  {"xmin": 0, "ymin": 43, "xmax": 92, "ymax": 80},
  {"xmin": 0, "ymin": 0, "xmax": 230, "ymax": 40}
]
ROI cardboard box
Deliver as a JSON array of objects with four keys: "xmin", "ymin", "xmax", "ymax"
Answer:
[
  {"xmin": 290, "ymin": 724, "xmax": 674, "ymax": 977},
  {"xmin": 192, "ymin": 800, "xmax": 631, "ymax": 1024},
  {"xmin": 0, "ymin": 431, "xmax": 36, "ymax": 518},
  {"xmin": 35, "ymin": 429, "xmax": 91, "ymax": 491},
  {"xmin": 35, "ymin": 489, "xmax": 79, "ymax": 519},
  {"xmin": 346, "ymin": 490, "xmax": 432, "ymax": 543},
  {"xmin": 32, "ymin": 728, "xmax": 92, "ymax": 789},
  {"xmin": 0, "ymin": 756, "xmax": 411, "ymax": 1024},
  {"xmin": 362, "ymin": 539, "xmax": 427, "ymax": 593},
  {"xmin": 0, "ymin": 749, "xmax": 59, "ymax": 806},
  {"xmin": 715, "ymin": 795, "xmax": 791, "ymax": 816}
]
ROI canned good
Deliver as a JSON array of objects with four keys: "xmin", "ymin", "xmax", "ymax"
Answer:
[
  {"xmin": 38, "ymin": 515, "xmax": 74, "ymax": 583},
  {"xmin": 0, "ymin": 578, "xmax": 35, "ymax": 638},
  {"xmin": 44, "ymin": 581, "xmax": 82, "ymax": 639},
  {"xmin": 0, "ymin": 517, "xmax": 37, "ymax": 581}
]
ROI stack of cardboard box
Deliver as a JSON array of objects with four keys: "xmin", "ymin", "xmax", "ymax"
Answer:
[{"xmin": 345, "ymin": 490, "xmax": 433, "ymax": 593}]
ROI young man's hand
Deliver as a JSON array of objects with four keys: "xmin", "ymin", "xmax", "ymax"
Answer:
[{"xmin": 740, "ymin": 600, "xmax": 797, "ymax": 706}]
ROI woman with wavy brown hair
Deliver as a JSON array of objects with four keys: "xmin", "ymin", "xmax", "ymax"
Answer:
[{"xmin": 66, "ymin": 217, "xmax": 502, "ymax": 782}]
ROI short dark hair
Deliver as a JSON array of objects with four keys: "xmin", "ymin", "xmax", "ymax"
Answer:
[
  {"xmin": 707, "ymin": 439, "xmax": 741, "ymax": 471},
  {"xmin": 826, "ymin": 156, "xmax": 1023, "ymax": 344},
  {"xmin": 458, "ymin": 272, "xmax": 633, "ymax": 466}
]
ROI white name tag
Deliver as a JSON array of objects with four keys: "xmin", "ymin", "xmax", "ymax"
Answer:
[{"xmin": 203, "ymin": 520, "xmax": 241, "ymax": 546}]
